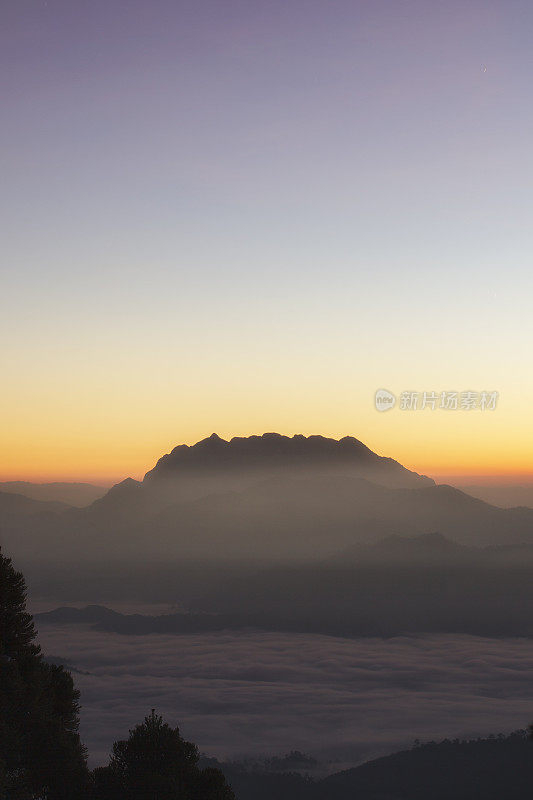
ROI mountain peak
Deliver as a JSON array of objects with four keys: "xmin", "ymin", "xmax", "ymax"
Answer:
[
  {"xmin": 194, "ymin": 433, "xmax": 227, "ymax": 448},
  {"xmin": 85, "ymin": 477, "xmax": 144, "ymax": 517}
]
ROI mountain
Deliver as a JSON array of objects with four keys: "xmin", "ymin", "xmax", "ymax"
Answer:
[
  {"xmin": 86, "ymin": 433, "xmax": 433, "ymax": 523},
  {"xmin": 145, "ymin": 432, "xmax": 434, "ymax": 483},
  {"xmin": 317, "ymin": 731, "xmax": 533, "ymax": 800},
  {"xmin": 3, "ymin": 434, "xmax": 533, "ymax": 564},
  {"xmin": 122, "ymin": 476, "xmax": 533, "ymax": 560},
  {"xmin": 144, "ymin": 432, "xmax": 433, "ymax": 489},
  {"xmin": 87, "ymin": 435, "xmax": 533, "ymax": 554},
  {"xmin": 0, "ymin": 490, "xmax": 69, "ymax": 521},
  {"xmin": 85, "ymin": 477, "xmax": 145, "ymax": 522},
  {"xmin": 0, "ymin": 481, "xmax": 106, "ymax": 507},
  {"xmin": 203, "ymin": 731, "xmax": 533, "ymax": 800}
]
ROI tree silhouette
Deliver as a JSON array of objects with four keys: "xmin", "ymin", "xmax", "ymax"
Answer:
[
  {"xmin": 0, "ymin": 549, "xmax": 90, "ymax": 798},
  {"xmin": 94, "ymin": 710, "xmax": 235, "ymax": 800}
]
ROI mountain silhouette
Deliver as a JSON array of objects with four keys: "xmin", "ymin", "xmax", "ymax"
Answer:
[
  {"xmin": 85, "ymin": 433, "xmax": 434, "ymax": 523},
  {"xmin": 3, "ymin": 434, "xmax": 533, "ymax": 563},
  {"xmin": 143, "ymin": 432, "xmax": 434, "ymax": 487}
]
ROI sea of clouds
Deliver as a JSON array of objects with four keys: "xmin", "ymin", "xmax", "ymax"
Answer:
[{"xmin": 35, "ymin": 625, "xmax": 533, "ymax": 770}]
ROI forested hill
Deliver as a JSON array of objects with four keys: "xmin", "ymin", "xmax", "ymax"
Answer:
[{"xmin": 204, "ymin": 731, "xmax": 533, "ymax": 800}]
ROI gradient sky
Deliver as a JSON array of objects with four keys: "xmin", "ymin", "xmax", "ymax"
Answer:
[{"xmin": 2, "ymin": 0, "xmax": 533, "ymax": 483}]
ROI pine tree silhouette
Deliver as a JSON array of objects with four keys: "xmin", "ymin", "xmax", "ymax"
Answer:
[
  {"xmin": 94, "ymin": 710, "xmax": 235, "ymax": 799},
  {"xmin": 0, "ymin": 549, "xmax": 90, "ymax": 798}
]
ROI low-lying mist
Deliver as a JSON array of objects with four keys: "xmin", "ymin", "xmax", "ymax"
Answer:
[{"xmin": 35, "ymin": 624, "xmax": 533, "ymax": 770}]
